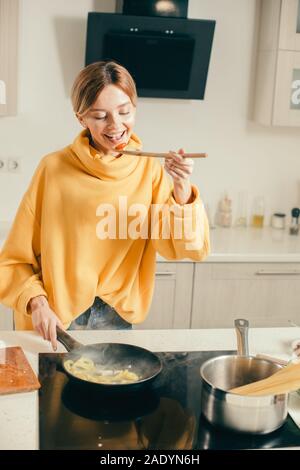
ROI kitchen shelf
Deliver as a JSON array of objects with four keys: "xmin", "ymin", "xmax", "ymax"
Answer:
[{"xmin": 0, "ymin": 0, "xmax": 19, "ymax": 116}]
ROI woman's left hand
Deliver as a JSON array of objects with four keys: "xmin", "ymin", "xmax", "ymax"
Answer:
[{"xmin": 164, "ymin": 148, "xmax": 194, "ymax": 205}]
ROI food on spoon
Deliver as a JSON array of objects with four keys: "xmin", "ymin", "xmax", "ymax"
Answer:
[
  {"xmin": 64, "ymin": 357, "xmax": 139, "ymax": 384},
  {"xmin": 116, "ymin": 142, "xmax": 128, "ymax": 152}
]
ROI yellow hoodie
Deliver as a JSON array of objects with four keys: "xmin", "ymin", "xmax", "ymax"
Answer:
[{"xmin": 0, "ymin": 130, "xmax": 210, "ymax": 329}]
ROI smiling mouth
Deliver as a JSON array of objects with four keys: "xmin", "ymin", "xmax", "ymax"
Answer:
[{"xmin": 104, "ymin": 130, "xmax": 126, "ymax": 143}]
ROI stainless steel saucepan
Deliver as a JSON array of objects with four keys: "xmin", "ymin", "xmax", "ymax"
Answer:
[{"xmin": 200, "ymin": 319, "xmax": 288, "ymax": 434}]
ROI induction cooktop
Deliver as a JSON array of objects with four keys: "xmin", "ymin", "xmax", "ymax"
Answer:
[{"xmin": 38, "ymin": 350, "xmax": 300, "ymax": 450}]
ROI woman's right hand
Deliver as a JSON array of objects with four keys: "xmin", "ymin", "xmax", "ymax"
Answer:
[{"xmin": 30, "ymin": 295, "xmax": 65, "ymax": 351}]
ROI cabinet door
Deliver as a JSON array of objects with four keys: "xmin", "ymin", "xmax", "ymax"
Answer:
[
  {"xmin": 134, "ymin": 262, "xmax": 194, "ymax": 329},
  {"xmin": 0, "ymin": 304, "xmax": 13, "ymax": 330},
  {"xmin": 191, "ymin": 263, "xmax": 300, "ymax": 328},
  {"xmin": 273, "ymin": 50, "xmax": 300, "ymax": 125},
  {"xmin": 0, "ymin": 0, "xmax": 19, "ymax": 116},
  {"xmin": 279, "ymin": 0, "xmax": 300, "ymax": 50}
]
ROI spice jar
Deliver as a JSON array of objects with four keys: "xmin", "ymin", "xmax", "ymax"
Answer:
[{"xmin": 271, "ymin": 213, "xmax": 286, "ymax": 230}]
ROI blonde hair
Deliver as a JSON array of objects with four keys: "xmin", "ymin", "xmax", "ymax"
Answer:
[{"xmin": 71, "ymin": 61, "xmax": 137, "ymax": 116}]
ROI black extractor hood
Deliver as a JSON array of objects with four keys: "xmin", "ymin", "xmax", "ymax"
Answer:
[
  {"xmin": 116, "ymin": 0, "xmax": 189, "ymax": 18},
  {"xmin": 85, "ymin": 0, "xmax": 216, "ymax": 100}
]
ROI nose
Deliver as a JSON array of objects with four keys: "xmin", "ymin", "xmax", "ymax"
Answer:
[{"xmin": 106, "ymin": 113, "xmax": 122, "ymax": 128}]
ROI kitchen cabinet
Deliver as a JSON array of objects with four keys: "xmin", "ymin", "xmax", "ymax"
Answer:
[
  {"xmin": 273, "ymin": 50, "xmax": 300, "ymax": 125},
  {"xmin": 191, "ymin": 262, "xmax": 300, "ymax": 328},
  {"xmin": 0, "ymin": 304, "xmax": 13, "ymax": 330},
  {"xmin": 279, "ymin": 0, "xmax": 300, "ymax": 50},
  {"xmin": 0, "ymin": 0, "xmax": 19, "ymax": 116},
  {"xmin": 134, "ymin": 262, "xmax": 194, "ymax": 329},
  {"xmin": 1, "ymin": 259, "xmax": 300, "ymax": 330},
  {"xmin": 254, "ymin": 0, "xmax": 300, "ymax": 126}
]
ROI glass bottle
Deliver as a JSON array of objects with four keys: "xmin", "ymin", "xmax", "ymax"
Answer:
[
  {"xmin": 251, "ymin": 196, "xmax": 265, "ymax": 228},
  {"xmin": 289, "ymin": 208, "xmax": 300, "ymax": 235},
  {"xmin": 216, "ymin": 193, "xmax": 232, "ymax": 227},
  {"xmin": 235, "ymin": 192, "xmax": 248, "ymax": 227}
]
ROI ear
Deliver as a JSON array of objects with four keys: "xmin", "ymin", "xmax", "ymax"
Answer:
[{"xmin": 76, "ymin": 113, "xmax": 87, "ymax": 128}]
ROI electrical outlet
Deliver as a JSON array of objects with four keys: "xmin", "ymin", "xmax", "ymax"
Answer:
[
  {"xmin": 7, "ymin": 157, "xmax": 21, "ymax": 173},
  {"xmin": 0, "ymin": 158, "xmax": 7, "ymax": 172}
]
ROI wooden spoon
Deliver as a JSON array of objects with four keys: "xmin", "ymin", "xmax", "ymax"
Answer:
[
  {"xmin": 115, "ymin": 144, "xmax": 207, "ymax": 159},
  {"xmin": 229, "ymin": 361, "xmax": 300, "ymax": 396}
]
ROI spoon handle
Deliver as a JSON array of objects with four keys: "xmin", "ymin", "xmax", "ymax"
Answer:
[{"xmin": 119, "ymin": 150, "xmax": 207, "ymax": 158}]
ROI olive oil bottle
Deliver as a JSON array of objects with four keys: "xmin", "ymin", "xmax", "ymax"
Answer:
[{"xmin": 251, "ymin": 197, "xmax": 265, "ymax": 228}]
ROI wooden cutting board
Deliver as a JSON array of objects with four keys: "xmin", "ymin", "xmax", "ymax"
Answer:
[{"xmin": 0, "ymin": 346, "xmax": 40, "ymax": 394}]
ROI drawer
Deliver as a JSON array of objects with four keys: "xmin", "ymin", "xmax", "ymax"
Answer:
[
  {"xmin": 155, "ymin": 262, "xmax": 190, "ymax": 280},
  {"xmin": 211, "ymin": 263, "xmax": 300, "ymax": 280}
]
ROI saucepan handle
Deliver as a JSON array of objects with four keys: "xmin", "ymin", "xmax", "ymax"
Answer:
[
  {"xmin": 234, "ymin": 318, "xmax": 249, "ymax": 356},
  {"xmin": 56, "ymin": 326, "xmax": 83, "ymax": 352}
]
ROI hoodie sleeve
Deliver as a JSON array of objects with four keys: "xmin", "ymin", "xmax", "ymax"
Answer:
[
  {"xmin": 151, "ymin": 159, "xmax": 210, "ymax": 261},
  {"xmin": 0, "ymin": 162, "xmax": 48, "ymax": 317}
]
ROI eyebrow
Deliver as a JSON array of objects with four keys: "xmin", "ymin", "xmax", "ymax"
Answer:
[{"xmin": 90, "ymin": 101, "xmax": 131, "ymax": 112}]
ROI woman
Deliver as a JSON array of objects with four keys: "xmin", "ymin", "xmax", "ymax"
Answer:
[{"xmin": 0, "ymin": 61, "xmax": 210, "ymax": 350}]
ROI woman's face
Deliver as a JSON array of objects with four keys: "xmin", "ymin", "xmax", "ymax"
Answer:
[{"xmin": 78, "ymin": 84, "xmax": 136, "ymax": 155}]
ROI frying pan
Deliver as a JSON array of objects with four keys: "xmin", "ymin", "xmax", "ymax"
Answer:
[{"xmin": 56, "ymin": 327, "xmax": 163, "ymax": 393}]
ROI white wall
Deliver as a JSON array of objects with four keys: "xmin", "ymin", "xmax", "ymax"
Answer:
[{"xmin": 0, "ymin": 0, "xmax": 300, "ymax": 225}]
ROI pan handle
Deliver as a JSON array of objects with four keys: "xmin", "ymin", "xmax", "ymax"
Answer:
[
  {"xmin": 56, "ymin": 326, "xmax": 83, "ymax": 351},
  {"xmin": 234, "ymin": 318, "xmax": 249, "ymax": 356}
]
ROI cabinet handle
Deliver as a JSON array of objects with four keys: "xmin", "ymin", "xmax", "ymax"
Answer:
[
  {"xmin": 255, "ymin": 269, "xmax": 300, "ymax": 276},
  {"xmin": 155, "ymin": 272, "xmax": 176, "ymax": 276}
]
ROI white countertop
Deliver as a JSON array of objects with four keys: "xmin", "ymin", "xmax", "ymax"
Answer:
[
  {"xmin": 207, "ymin": 227, "xmax": 300, "ymax": 262},
  {"xmin": 1, "ymin": 221, "xmax": 300, "ymax": 263},
  {"xmin": 0, "ymin": 327, "xmax": 300, "ymax": 450},
  {"xmin": 158, "ymin": 226, "xmax": 300, "ymax": 263}
]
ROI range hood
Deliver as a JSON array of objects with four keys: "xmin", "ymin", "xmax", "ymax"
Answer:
[
  {"xmin": 116, "ymin": 0, "xmax": 189, "ymax": 18},
  {"xmin": 85, "ymin": 0, "xmax": 215, "ymax": 100}
]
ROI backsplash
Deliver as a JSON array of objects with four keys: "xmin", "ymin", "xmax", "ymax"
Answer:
[{"xmin": 0, "ymin": 0, "xmax": 300, "ymax": 222}]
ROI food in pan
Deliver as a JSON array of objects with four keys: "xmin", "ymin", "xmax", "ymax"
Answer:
[{"xmin": 64, "ymin": 356, "xmax": 139, "ymax": 384}]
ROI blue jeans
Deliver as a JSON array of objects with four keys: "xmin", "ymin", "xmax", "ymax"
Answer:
[{"xmin": 68, "ymin": 297, "xmax": 132, "ymax": 330}]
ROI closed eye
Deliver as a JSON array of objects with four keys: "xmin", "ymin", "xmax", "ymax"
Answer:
[{"xmin": 94, "ymin": 112, "xmax": 130, "ymax": 120}]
